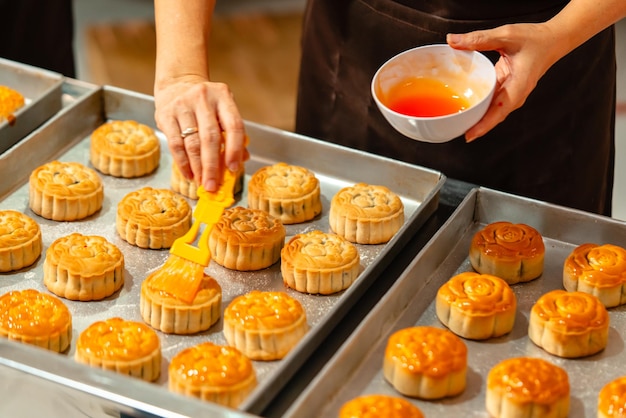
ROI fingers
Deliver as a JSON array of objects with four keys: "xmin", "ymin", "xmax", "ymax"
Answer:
[{"xmin": 156, "ymin": 81, "xmax": 248, "ymax": 193}]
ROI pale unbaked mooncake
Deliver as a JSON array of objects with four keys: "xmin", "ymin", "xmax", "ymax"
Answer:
[
  {"xmin": 486, "ymin": 357, "xmax": 570, "ymax": 418},
  {"xmin": 75, "ymin": 317, "xmax": 161, "ymax": 382},
  {"xmin": 209, "ymin": 206, "xmax": 285, "ymax": 271},
  {"xmin": 140, "ymin": 255, "xmax": 222, "ymax": 334},
  {"xmin": 563, "ymin": 242, "xmax": 626, "ymax": 308},
  {"xmin": 44, "ymin": 233, "xmax": 124, "ymax": 301},
  {"xmin": 169, "ymin": 341, "xmax": 257, "ymax": 408},
  {"xmin": 0, "ymin": 210, "xmax": 42, "ymax": 272},
  {"xmin": 281, "ymin": 230, "xmax": 360, "ymax": 295},
  {"xmin": 339, "ymin": 394, "xmax": 424, "ymax": 418},
  {"xmin": 528, "ymin": 289, "xmax": 609, "ymax": 358},
  {"xmin": 436, "ymin": 271, "xmax": 517, "ymax": 340},
  {"xmin": 116, "ymin": 187, "xmax": 192, "ymax": 249},
  {"xmin": 247, "ymin": 162, "xmax": 322, "ymax": 224},
  {"xmin": 171, "ymin": 162, "xmax": 245, "ymax": 200},
  {"xmin": 29, "ymin": 160, "xmax": 104, "ymax": 221},
  {"xmin": 223, "ymin": 290, "xmax": 308, "ymax": 361},
  {"xmin": 383, "ymin": 326, "xmax": 467, "ymax": 399},
  {"xmin": 90, "ymin": 119, "xmax": 161, "ymax": 178},
  {"xmin": 0, "ymin": 289, "xmax": 71, "ymax": 353},
  {"xmin": 469, "ymin": 221, "xmax": 545, "ymax": 284},
  {"xmin": 329, "ymin": 183, "xmax": 404, "ymax": 244}
]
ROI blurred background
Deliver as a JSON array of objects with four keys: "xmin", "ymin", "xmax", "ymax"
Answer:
[{"xmin": 73, "ymin": 0, "xmax": 626, "ymax": 220}]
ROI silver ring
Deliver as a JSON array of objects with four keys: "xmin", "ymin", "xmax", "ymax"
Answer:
[{"xmin": 181, "ymin": 126, "xmax": 199, "ymax": 138}]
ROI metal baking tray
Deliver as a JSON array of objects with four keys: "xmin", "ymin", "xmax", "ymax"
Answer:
[
  {"xmin": 0, "ymin": 85, "xmax": 444, "ymax": 417},
  {"xmin": 286, "ymin": 187, "xmax": 626, "ymax": 417},
  {"xmin": 0, "ymin": 58, "xmax": 64, "ymax": 154}
]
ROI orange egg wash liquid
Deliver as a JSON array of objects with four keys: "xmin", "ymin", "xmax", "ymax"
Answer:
[{"xmin": 383, "ymin": 77, "xmax": 470, "ymax": 117}]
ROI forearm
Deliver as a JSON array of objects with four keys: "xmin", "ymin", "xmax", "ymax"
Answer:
[
  {"xmin": 154, "ymin": 0, "xmax": 215, "ymax": 91},
  {"xmin": 545, "ymin": 0, "xmax": 626, "ymax": 63}
]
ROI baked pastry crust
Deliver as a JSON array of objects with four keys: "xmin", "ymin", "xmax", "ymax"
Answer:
[
  {"xmin": 169, "ymin": 341, "xmax": 257, "ymax": 407},
  {"xmin": 0, "ymin": 210, "xmax": 42, "ymax": 272},
  {"xmin": 339, "ymin": 394, "xmax": 424, "ymax": 418},
  {"xmin": 528, "ymin": 289, "xmax": 609, "ymax": 358},
  {"xmin": 281, "ymin": 230, "xmax": 360, "ymax": 294},
  {"xmin": 0, "ymin": 85, "xmax": 25, "ymax": 123},
  {"xmin": 140, "ymin": 255, "xmax": 222, "ymax": 334},
  {"xmin": 116, "ymin": 187, "xmax": 192, "ymax": 249},
  {"xmin": 75, "ymin": 317, "xmax": 161, "ymax": 382},
  {"xmin": 44, "ymin": 233, "xmax": 124, "ymax": 301},
  {"xmin": 0, "ymin": 289, "xmax": 71, "ymax": 353},
  {"xmin": 247, "ymin": 162, "xmax": 321, "ymax": 224},
  {"xmin": 563, "ymin": 243, "xmax": 626, "ymax": 308},
  {"xmin": 90, "ymin": 120, "xmax": 160, "ymax": 178},
  {"xmin": 29, "ymin": 160, "xmax": 104, "ymax": 221},
  {"xmin": 598, "ymin": 376, "xmax": 626, "ymax": 418},
  {"xmin": 383, "ymin": 326, "xmax": 467, "ymax": 399},
  {"xmin": 171, "ymin": 163, "xmax": 245, "ymax": 200},
  {"xmin": 436, "ymin": 271, "xmax": 516, "ymax": 340},
  {"xmin": 329, "ymin": 183, "xmax": 404, "ymax": 244},
  {"xmin": 223, "ymin": 290, "xmax": 308, "ymax": 360},
  {"xmin": 469, "ymin": 221, "xmax": 545, "ymax": 284},
  {"xmin": 209, "ymin": 206, "xmax": 285, "ymax": 271},
  {"xmin": 486, "ymin": 357, "xmax": 570, "ymax": 418}
]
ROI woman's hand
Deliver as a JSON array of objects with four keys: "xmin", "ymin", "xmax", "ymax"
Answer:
[
  {"xmin": 447, "ymin": 22, "xmax": 559, "ymax": 142},
  {"xmin": 154, "ymin": 75, "xmax": 249, "ymax": 192}
]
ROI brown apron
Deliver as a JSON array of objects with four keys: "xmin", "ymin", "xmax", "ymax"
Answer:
[
  {"xmin": 296, "ymin": 0, "xmax": 616, "ymax": 216},
  {"xmin": 0, "ymin": 0, "xmax": 75, "ymax": 77}
]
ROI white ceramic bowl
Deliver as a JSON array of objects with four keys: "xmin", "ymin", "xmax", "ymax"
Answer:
[{"xmin": 372, "ymin": 44, "xmax": 496, "ymax": 143}]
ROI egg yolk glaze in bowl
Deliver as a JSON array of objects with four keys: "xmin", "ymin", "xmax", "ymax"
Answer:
[{"xmin": 372, "ymin": 44, "xmax": 496, "ymax": 143}]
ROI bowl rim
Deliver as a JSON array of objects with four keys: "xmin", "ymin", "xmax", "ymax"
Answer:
[{"xmin": 371, "ymin": 43, "xmax": 497, "ymax": 121}]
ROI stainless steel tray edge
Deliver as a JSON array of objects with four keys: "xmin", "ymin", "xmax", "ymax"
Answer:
[
  {"xmin": 0, "ymin": 339, "xmax": 256, "ymax": 418},
  {"xmin": 0, "ymin": 58, "xmax": 65, "ymax": 154}
]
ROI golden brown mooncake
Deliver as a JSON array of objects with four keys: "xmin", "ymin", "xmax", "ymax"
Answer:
[
  {"xmin": 90, "ymin": 119, "xmax": 161, "ymax": 178},
  {"xmin": 329, "ymin": 183, "xmax": 404, "ymax": 244},
  {"xmin": 281, "ymin": 230, "xmax": 360, "ymax": 295},
  {"xmin": 469, "ymin": 221, "xmax": 545, "ymax": 284},
  {"xmin": 247, "ymin": 162, "xmax": 321, "ymax": 224},
  {"xmin": 223, "ymin": 290, "xmax": 308, "ymax": 361},
  {"xmin": 209, "ymin": 206, "xmax": 285, "ymax": 271},
  {"xmin": 44, "ymin": 233, "xmax": 124, "ymax": 301},
  {"xmin": 383, "ymin": 326, "xmax": 467, "ymax": 399},
  {"xmin": 29, "ymin": 160, "xmax": 104, "ymax": 221},
  {"xmin": 0, "ymin": 289, "xmax": 71, "ymax": 353},
  {"xmin": 486, "ymin": 357, "xmax": 570, "ymax": 418},
  {"xmin": 339, "ymin": 394, "xmax": 424, "ymax": 418},
  {"xmin": 169, "ymin": 341, "xmax": 257, "ymax": 408},
  {"xmin": 436, "ymin": 271, "xmax": 516, "ymax": 340},
  {"xmin": 116, "ymin": 187, "xmax": 192, "ymax": 249},
  {"xmin": 0, "ymin": 210, "xmax": 42, "ymax": 272},
  {"xmin": 0, "ymin": 85, "xmax": 25, "ymax": 123},
  {"xmin": 75, "ymin": 317, "xmax": 161, "ymax": 382},
  {"xmin": 563, "ymin": 242, "xmax": 626, "ymax": 308},
  {"xmin": 140, "ymin": 255, "xmax": 222, "ymax": 334},
  {"xmin": 528, "ymin": 289, "xmax": 609, "ymax": 358},
  {"xmin": 598, "ymin": 376, "xmax": 626, "ymax": 418}
]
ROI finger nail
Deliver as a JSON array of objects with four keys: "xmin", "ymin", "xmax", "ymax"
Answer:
[
  {"xmin": 205, "ymin": 179, "xmax": 217, "ymax": 192},
  {"xmin": 228, "ymin": 162, "xmax": 240, "ymax": 173},
  {"xmin": 447, "ymin": 33, "xmax": 462, "ymax": 45}
]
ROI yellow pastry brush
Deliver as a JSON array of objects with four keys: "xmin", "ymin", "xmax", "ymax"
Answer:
[
  {"xmin": 148, "ymin": 134, "xmax": 248, "ymax": 303},
  {"xmin": 147, "ymin": 169, "xmax": 237, "ymax": 303}
]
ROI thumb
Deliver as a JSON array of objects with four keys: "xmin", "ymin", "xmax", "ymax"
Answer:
[{"xmin": 447, "ymin": 30, "xmax": 503, "ymax": 52}]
